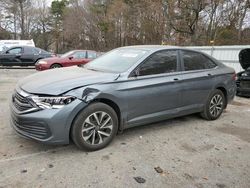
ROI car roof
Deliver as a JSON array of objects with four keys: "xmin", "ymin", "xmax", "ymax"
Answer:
[
  {"xmin": 6, "ymin": 45, "xmax": 36, "ymax": 48},
  {"xmin": 119, "ymin": 45, "xmax": 183, "ymax": 51},
  {"xmin": 4, "ymin": 45, "xmax": 37, "ymax": 51},
  {"xmin": 118, "ymin": 45, "xmax": 213, "ymax": 57},
  {"xmin": 72, "ymin": 50, "xmax": 96, "ymax": 52}
]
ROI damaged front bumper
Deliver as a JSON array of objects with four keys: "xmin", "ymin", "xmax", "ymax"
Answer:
[{"xmin": 10, "ymin": 98, "xmax": 88, "ymax": 145}]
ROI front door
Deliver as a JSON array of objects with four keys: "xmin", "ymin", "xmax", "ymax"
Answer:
[
  {"xmin": 0, "ymin": 47, "xmax": 23, "ymax": 66},
  {"xmin": 124, "ymin": 50, "xmax": 182, "ymax": 126},
  {"xmin": 70, "ymin": 51, "xmax": 87, "ymax": 66}
]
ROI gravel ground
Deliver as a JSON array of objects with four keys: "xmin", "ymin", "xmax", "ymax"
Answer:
[{"xmin": 0, "ymin": 67, "xmax": 250, "ymax": 188}]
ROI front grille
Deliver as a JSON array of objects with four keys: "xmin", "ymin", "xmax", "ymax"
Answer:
[
  {"xmin": 12, "ymin": 91, "xmax": 35, "ymax": 113},
  {"xmin": 240, "ymin": 81, "xmax": 250, "ymax": 89},
  {"xmin": 11, "ymin": 114, "xmax": 50, "ymax": 139}
]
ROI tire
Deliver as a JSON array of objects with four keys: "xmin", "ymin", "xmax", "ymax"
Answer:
[
  {"xmin": 50, "ymin": 63, "xmax": 62, "ymax": 69},
  {"xmin": 200, "ymin": 89, "xmax": 226, "ymax": 120},
  {"xmin": 71, "ymin": 102, "xmax": 118, "ymax": 151}
]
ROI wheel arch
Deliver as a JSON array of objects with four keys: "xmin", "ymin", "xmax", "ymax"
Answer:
[
  {"xmin": 69, "ymin": 97, "xmax": 123, "ymax": 142},
  {"xmin": 50, "ymin": 63, "xmax": 62, "ymax": 68},
  {"xmin": 215, "ymin": 86, "xmax": 228, "ymax": 108},
  {"xmin": 34, "ymin": 58, "xmax": 43, "ymax": 63},
  {"xmin": 90, "ymin": 98, "xmax": 122, "ymax": 132}
]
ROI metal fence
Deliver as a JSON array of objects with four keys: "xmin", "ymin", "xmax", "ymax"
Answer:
[{"xmin": 185, "ymin": 45, "xmax": 250, "ymax": 73}]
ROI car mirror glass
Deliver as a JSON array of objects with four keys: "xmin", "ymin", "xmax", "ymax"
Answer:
[{"xmin": 69, "ymin": 56, "xmax": 73, "ymax": 60}]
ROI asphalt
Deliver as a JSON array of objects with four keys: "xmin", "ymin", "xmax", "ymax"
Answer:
[{"xmin": 0, "ymin": 68, "xmax": 250, "ymax": 188}]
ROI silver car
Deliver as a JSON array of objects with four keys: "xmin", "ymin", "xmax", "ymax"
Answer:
[{"xmin": 10, "ymin": 45, "xmax": 236, "ymax": 150}]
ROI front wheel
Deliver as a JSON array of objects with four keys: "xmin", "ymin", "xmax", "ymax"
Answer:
[
  {"xmin": 71, "ymin": 103, "xmax": 118, "ymax": 151},
  {"xmin": 50, "ymin": 63, "xmax": 62, "ymax": 69},
  {"xmin": 201, "ymin": 89, "xmax": 226, "ymax": 120}
]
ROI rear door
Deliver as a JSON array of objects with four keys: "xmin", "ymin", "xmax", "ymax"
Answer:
[
  {"xmin": 86, "ymin": 51, "xmax": 97, "ymax": 62},
  {"xmin": 125, "ymin": 50, "xmax": 182, "ymax": 126},
  {"xmin": 179, "ymin": 50, "xmax": 218, "ymax": 109},
  {"xmin": 21, "ymin": 46, "xmax": 39, "ymax": 66}
]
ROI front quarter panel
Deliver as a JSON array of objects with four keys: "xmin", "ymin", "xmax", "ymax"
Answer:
[{"xmin": 66, "ymin": 82, "xmax": 129, "ymax": 130}]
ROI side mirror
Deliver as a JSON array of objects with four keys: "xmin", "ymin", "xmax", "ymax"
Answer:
[{"xmin": 68, "ymin": 56, "xmax": 73, "ymax": 60}]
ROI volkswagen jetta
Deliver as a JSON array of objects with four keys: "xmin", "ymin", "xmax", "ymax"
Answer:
[{"xmin": 10, "ymin": 45, "xmax": 236, "ymax": 150}]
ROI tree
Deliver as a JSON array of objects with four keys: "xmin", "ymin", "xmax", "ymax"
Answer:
[
  {"xmin": 50, "ymin": 0, "xmax": 69, "ymax": 53},
  {"xmin": 166, "ymin": 0, "xmax": 206, "ymax": 45}
]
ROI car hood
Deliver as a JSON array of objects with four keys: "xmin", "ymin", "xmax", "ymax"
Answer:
[
  {"xmin": 239, "ymin": 48, "xmax": 250, "ymax": 70},
  {"xmin": 18, "ymin": 66, "xmax": 119, "ymax": 95}
]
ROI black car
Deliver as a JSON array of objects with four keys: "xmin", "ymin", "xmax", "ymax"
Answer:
[
  {"xmin": 0, "ymin": 46, "xmax": 53, "ymax": 66},
  {"xmin": 236, "ymin": 48, "xmax": 250, "ymax": 97}
]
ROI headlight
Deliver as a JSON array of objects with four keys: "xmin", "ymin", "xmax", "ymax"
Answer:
[
  {"xmin": 30, "ymin": 96, "xmax": 76, "ymax": 109},
  {"xmin": 38, "ymin": 60, "xmax": 47, "ymax": 64}
]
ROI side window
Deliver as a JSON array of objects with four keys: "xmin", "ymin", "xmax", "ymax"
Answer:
[
  {"xmin": 87, "ymin": 51, "xmax": 97, "ymax": 59},
  {"xmin": 24, "ymin": 47, "xmax": 37, "ymax": 54},
  {"xmin": 7, "ymin": 47, "xmax": 22, "ymax": 54},
  {"xmin": 137, "ymin": 50, "xmax": 177, "ymax": 76},
  {"xmin": 73, "ymin": 51, "xmax": 86, "ymax": 59},
  {"xmin": 32, "ymin": 48, "xmax": 40, "ymax": 54},
  {"xmin": 182, "ymin": 51, "xmax": 217, "ymax": 71}
]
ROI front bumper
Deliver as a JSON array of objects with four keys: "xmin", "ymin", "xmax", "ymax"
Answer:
[
  {"xmin": 237, "ymin": 88, "xmax": 250, "ymax": 97},
  {"xmin": 236, "ymin": 79, "xmax": 250, "ymax": 97},
  {"xmin": 35, "ymin": 63, "xmax": 51, "ymax": 71},
  {"xmin": 10, "ymin": 98, "xmax": 87, "ymax": 145}
]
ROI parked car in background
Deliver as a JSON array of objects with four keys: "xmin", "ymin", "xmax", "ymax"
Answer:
[
  {"xmin": 35, "ymin": 50, "xmax": 97, "ymax": 71},
  {"xmin": 236, "ymin": 48, "xmax": 250, "ymax": 97},
  {"xmin": 0, "ymin": 46, "xmax": 53, "ymax": 66},
  {"xmin": 10, "ymin": 45, "xmax": 236, "ymax": 151}
]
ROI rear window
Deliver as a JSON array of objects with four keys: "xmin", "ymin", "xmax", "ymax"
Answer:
[{"xmin": 182, "ymin": 50, "xmax": 217, "ymax": 71}]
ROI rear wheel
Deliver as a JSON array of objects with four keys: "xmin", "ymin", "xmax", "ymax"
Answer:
[
  {"xmin": 71, "ymin": 103, "xmax": 118, "ymax": 151},
  {"xmin": 201, "ymin": 89, "xmax": 226, "ymax": 120},
  {"xmin": 50, "ymin": 63, "xmax": 62, "ymax": 69}
]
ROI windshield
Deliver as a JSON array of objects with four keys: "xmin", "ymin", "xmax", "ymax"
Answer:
[
  {"xmin": 85, "ymin": 49, "xmax": 149, "ymax": 73},
  {"xmin": 61, "ymin": 51, "xmax": 74, "ymax": 58}
]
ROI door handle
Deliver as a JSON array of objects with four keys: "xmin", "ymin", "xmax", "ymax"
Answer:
[
  {"xmin": 173, "ymin": 78, "xmax": 179, "ymax": 81},
  {"xmin": 207, "ymin": 73, "xmax": 212, "ymax": 76}
]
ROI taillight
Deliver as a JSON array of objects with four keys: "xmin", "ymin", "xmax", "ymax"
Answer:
[{"xmin": 232, "ymin": 72, "xmax": 236, "ymax": 81}]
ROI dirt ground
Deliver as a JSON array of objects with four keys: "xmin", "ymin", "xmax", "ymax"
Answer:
[{"xmin": 0, "ymin": 67, "xmax": 250, "ymax": 188}]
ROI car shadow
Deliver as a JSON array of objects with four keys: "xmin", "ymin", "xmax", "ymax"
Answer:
[
  {"xmin": 0, "ymin": 66, "xmax": 35, "ymax": 69},
  {"xmin": 7, "ymin": 114, "xmax": 200, "ymax": 155}
]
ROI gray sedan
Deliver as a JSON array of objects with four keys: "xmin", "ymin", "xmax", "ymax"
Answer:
[{"xmin": 10, "ymin": 45, "xmax": 236, "ymax": 150}]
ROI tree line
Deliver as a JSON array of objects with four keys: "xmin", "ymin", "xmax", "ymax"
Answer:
[{"xmin": 0, "ymin": 0, "xmax": 249, "ymax": 53}]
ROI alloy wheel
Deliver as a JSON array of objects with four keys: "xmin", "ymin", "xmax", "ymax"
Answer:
[
  {"xmin": 51, "ymin": 64, "xmax": 61, "ymax": 68},
  {"xmin": 81, "ymin": 111, "xmax": 113, "ymax": 145},
  {"xmin": 209, "ymin": 94, "xmax": 223, "ymax": 117}
]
